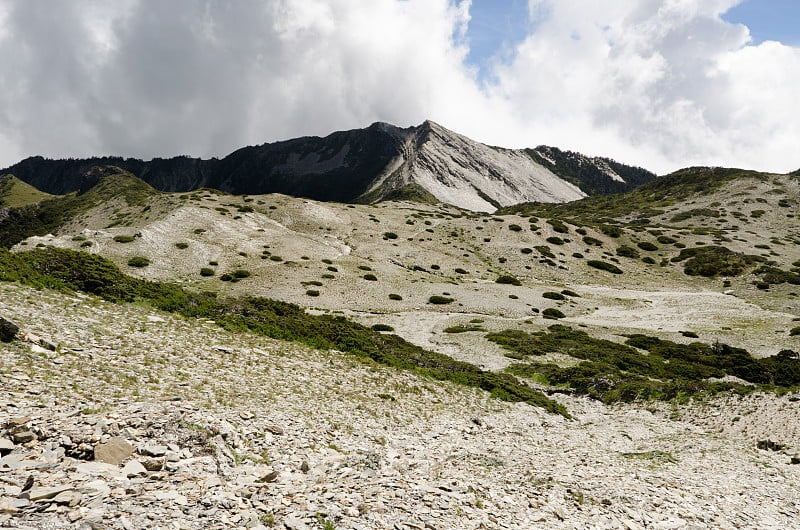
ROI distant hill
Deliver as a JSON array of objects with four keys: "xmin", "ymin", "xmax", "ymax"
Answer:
[{"xmin": 1, "ymin": 121, "xmax": 655, "ymax": 212}]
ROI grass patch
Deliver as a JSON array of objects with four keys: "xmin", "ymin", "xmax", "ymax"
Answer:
[{"xmin": 587, "ymin": 260, "xmax": 623, "ymax": 274}]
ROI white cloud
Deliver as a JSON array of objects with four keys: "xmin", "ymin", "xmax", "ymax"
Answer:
[{"xmin": 0, "ymin": 0, "xmax": 798, "ymax": 175}]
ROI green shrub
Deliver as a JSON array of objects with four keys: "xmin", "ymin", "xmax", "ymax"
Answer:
[
  {"xmin": 535, "ymin": 246, "xmax": 555, "ymax": 258},
  {"xmin": 542, "ymin": 308, "xmax": 565, "ymax": 319},
  {"xmin": 428, "ymin": 295, "xmax": 455, "ymax": 304},
  {"xmin": 454, "ymin": 268, "xmax": 467, "ymax": 274},
  {"xmin": 671, "ymin": 246, "xmax": 762, "ymax": 277},
  {"xmin": 790, "ymin": 327, "xmax": 800, "ymax": 336},
  {"xmin": 521, "ymin": 248, "xmax": 533, "ymax": 254},
  {"xmin": 327, "ymin": 266, "xmax": 338, "ymax": 272},
  {"xmin": 547, "ymin": 219, "xmax": 569, "ymax": 234},
  {"xmin": 371, "ymin": 324, "xmax": 394, "ymax": 332},
  {"xmin": 561, "ymin": 289, "xmax": 579, "ymax": 297},
  {"xmin": 444, "ymin": 325, "xmax": 485, "ymax": 333},
  {"xmin": 383, "ymin": 232, "xmax": 398, "ymax": 240},
  {"xmin": 232, "ymin": 269, "xmax": 251, "ymax": 278},
  {"xmin": 209, "ymin": 261, "xmax": 218, "ymax": 266},
  {"xmin": 641, "ymin": 257, "xmax": 656, "ymax": 265},
  {"xmin": 616, "ymin": 246, "xmax": 640, "ymax": 259},
  {"xmin": 587, "ymin": 260, "xmax": 623, "ymax": 274},
  {"xmin": 220, "ymin": 274, "xmax": 233, "ymax": 282},
  {"xmin": 306, "ymin": 289, "xmax": 320, "ymax": 297},
  {"xmin": 509, "ymin": 224, "xmax": 522, "ymax": 232},
  {"xmin": 80, "ymin": 241, "xmax": 92, "ymax": 247},
  {"xmin": 113, "ymin": 235, "xmax": 135, "ymax": 243},
  {"xmin": 583, "ymin": 236, "xmax": 603, "ymax": 247},
  {"xmin": 200, "ymin": 268, "xmax": 215, "ymax": 277},
  {"xmin": 599, "ymin": 225, "xmax": 622, "ymax": 238},
  {"xmin": 388, "ymin": 293, "xmax": 403, "ymax": 301},
  {"xmin": 269, "ymin": 255, "xmax": 283, "ymax": 262},
  {"xmin": 637, "ymin": 241, "xmax": 658, "ymax": 251},
  {"xmin": 657, "ymin": 235, "xmax": 677, "ymax": 244},
  {"xmin": 363, "ymin": 274, "xmax": 378, "ymax": 281},
  {"xmin": 496, "ymin": 275, "xmax": 522, "ymax": 286},
  {"xmin": 542, "ymin": 291, "xmax": 566, "ymax": 300},
  {"xmin": 358, "ymin": 265, "xmax": 372, "ymax": 271},
  {"xmin": 175, "ymin": 242, "xmax": 189, "ymax": 249},
  {"xmin": 546, "ymin": 236, "xmax": 565, "ymax": 245},
  {"xmin": 127, "ymin": 256, "xmax": 150, "ymax": 268}
]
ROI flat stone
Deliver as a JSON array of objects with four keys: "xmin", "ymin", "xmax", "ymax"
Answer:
[
  {"xmin": 141, "ymin": 444, "xmax": 168, "ymax": 457},
  {"xmin": 94, "ymin": 436, "xmax": 133, "ymax": 465},
  {"xmin": 0, "ymin": 438, "xmax": 14, "ymax": 453},
  {"xmin": 24, "ymin": 485, "xmax": 74, "ymax": 502},
  {"xmin": 11, "ymin": 431, "xmax": 35, "ymax": 444},
  {"xmin": 142, "ymin": 458, "xmax": 164, "ymax": 471},
  {"xmin": 122, "ymin": 460, "xmax": 148, "ymax": 477},
  {"xmin": 76, "ymin": 461, "xmax": 124, "ymax": 477}
]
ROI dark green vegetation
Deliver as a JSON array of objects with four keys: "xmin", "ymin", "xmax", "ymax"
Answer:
[
  {"xmin": 490, "ymin": 325, "xmax": 799, "ymax": 404},
  {"xmin": 428, "ymin": 295, "xmax": 455, "ymax": 305},
  {"xmin": 587, "ymin": 260, "xmax": 623, "ymax": 274},
  {"xmin": 542, "ymin": 308, "xmax": 565, "ymax": 320},
  {"xmin": 527, "ymin": 146, "xmax": 655, "ymax": 195},
  {"xmin": 496, "ymin": 275, "xmax": 522, "ymax": 286},
  {"xmin": 0, "ymin": 247, "xmax": 568, "ymax": 417},
  {"xmin": 127, "ymin": 256, "xmax": 151, "ymax": 268},
  {"xmin": 443, "ymin": 325, "xmax": 486, "ymax": 333},
  {"xmin": 671, "ymin": 246, "xmax": 764, "ymax": 277},
  {"xmin": 0, "ymin": 171, "xmax": 158, "ymax": 248}
]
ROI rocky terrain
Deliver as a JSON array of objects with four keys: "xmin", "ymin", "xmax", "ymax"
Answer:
[
  {"xmin": 2, "ymin": 282, "xmax": 799, "ymax": 530},
  {"xmin": 1, "ymin": 155, "xmax": 799, "ymax": 529}
]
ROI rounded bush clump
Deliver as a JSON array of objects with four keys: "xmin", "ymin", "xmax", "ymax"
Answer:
[
  {"xmin": 542, "ymin": 291, "xmax": 566, "ymax": 300},
  {"xmin": 637, "ymin": 241, "xmax": 658, "ymax": 251},
  {"xmin": 175, "ymin": 242, "xmax": 189, "ymax": 249},
  {"xmin": 521, "ymin": 248, "xmax": 533, "ymax": 254},
  {"xmin": 546, "ymin": 236, "xmax": 565, "ymax": 245},
  {"xmin": 616, "ymin": 246, "xmax": 640, "ymax": 259},
  {"xmin": 428, "ymin": 295, "xmax": 455, "ymax": 305},
  {"xmin": 200, "ymin": 268, "xmax": 215, "ymax": 277},
  {"xmin": 388, "ymin": 293, "xmax": 403, "ymax": 300},
  {"xmin": 454, "ymin": 268, "xmax": 467, "ymax": 274},
  {"xmin": 127, "ymin": 256, "xmax": 150, "ymax": 268},
  {"xmin": 542, "ymin": 308, "xmax": 565, "ymax": 319},
  {"xmin": 363, "ymin": 274, "xmax": 378, "ymax": 281},
  {"xmin": 232, "ymin": 269, "xmax": 251, "ymax": 278},
  {"xmin": 383, "ymin": 232, "xmax": 398, "ymax": 240},
  {"xmin": 496, "ymin": 275, "xmax": 522, "ymax": 286},
  {"xmin": 371, "ymin": 324, "xmax": 394, "ymax": 332},
  {"xmin": 305, "ymin": 289, "xmax": 320, "ymax": 297},
  {"xmin": 113, "ymin": 235, "xmax": 135, "ymax": 243},
  {"xmin": 588, "ymin": 260, "xmax": 623, "ymax": 274},
  {"xmin": 509, "ymin": 224, "xmax": 523, "ymax": 232}
]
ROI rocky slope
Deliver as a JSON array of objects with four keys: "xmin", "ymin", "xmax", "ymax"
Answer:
[
  {"xmin": 1, "ymin": 121, "xmax": 655, "ymax": 212},
  {"xmin": 1, "ymin": 282, "xmax": 799, "ymax": 529}
]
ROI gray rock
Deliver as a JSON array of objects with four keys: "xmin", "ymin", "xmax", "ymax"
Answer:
[
  {"xmin": 0, "ymin": 317, "xmax": 18, "ymax": 342},
  {"xmin": 23, "ymin": 485, "xmax": 74, "ymax": 502},
  {"xmin": 0, "ymin": 438, "xmax": 14, "ymax": 454},
  {"xmin": 11, "ymin": 431, "xmax": 35, "ymax": 444},
  {"xmin": 94, "ymin": 436, "xmax": 133, "ymax": 465},
  {"xmin": 141, "ymin": 444, "xmax": 168, "ymax": 457},
  {"xmin": 122, "ymin": 460, "xmax": 148, "ymax": 477}
]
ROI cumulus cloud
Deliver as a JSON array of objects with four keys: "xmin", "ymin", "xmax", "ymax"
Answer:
[{"xmin": 0, "ymin": 0, "xmax": 798, "ymax": 174}]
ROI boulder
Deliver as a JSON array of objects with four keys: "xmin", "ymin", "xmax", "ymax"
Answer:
[
  {"xmin": 94, "ymin": 437, "xmax": 133, "ymax": 465},
  {"xmin": 0, "ymin": 317, "xmax": 18, "ymax": 342}
]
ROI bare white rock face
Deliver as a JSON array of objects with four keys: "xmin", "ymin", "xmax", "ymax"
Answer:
[{"xmin": 365, "ymin": 121, "xmax": 586, "ymax": 212}]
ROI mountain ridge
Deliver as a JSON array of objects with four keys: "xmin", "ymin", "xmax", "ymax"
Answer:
[{"xmin": 1, "ymin": 121, "xmax": 656, "ymax": 212}]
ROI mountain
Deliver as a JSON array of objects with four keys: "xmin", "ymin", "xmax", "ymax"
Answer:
[{"xmin": 1, "ymin": 121, "xmax": 655, "ymax": 212}]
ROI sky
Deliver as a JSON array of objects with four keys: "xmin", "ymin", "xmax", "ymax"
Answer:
[{"xmin": 0, "ymin": 0, "xmax": 799, "ymax": 175}]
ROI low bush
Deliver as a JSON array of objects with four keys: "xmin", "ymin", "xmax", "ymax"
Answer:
[
  {"xmin": 127, "ymin": 256, "xmax": 150, "ymax": 268},
  {"xmin": 508, "ymin": 224, "xmax": 522, "ymax": 232},
  {"xmin": 454, "ymin": 268, "xmax": 467, "ymax": 274},
  {"xmin": 546, "ymin": 236, "xmax": 565, "ymax": 245},
  {"xmin": 583, "ymin": 236, "xmax": 603, "ymax": 247},
  {"xmin": 363, "ymin": 274, "xmax": 378, "ymax": 281},
  {"xmin": 388, "ymin": 293, "xmax": 403, "ymax": 300},
  {"xmin": 444, "ymin": 325, "xmax": 485, "ymax": 333},
  {"xmin": 113, "ymin": 235, "xmax": 135, "ymax": 243},
  {"xmin": 616, "ymin": 246, "xmax": 640, "ymax": 259},
  {"xmin": 547, "ymin": 219, "xmax": 569, "ymax": 234},
  {"xmin": 671, "ymin": 246, "xmax": 763, "ymax": 277},
  {"xmin": 542, "ymin": 291, "xmax": 565, "ymax": 300},
  {"xmin": 383, "ymin": 232, "xmax": 398, "ymax": 240},
  {"xmin": 175, "ymin": 242, "xmax": 189, "ymax": 249},
  {"xmin": 496, "ymin": 275, "xmax": 522, "ymax": 286},
  {"xmin": 305, "ymin": 289, "xmax": 320, "ymax": 297},
  {"xmin": 371, "ymin": 324, "xmax": 394, "ymax": 332},
  {"xmin": 521, "ymin": 248, "xmax": 533, "ymax": 254},
  {"xmin": 428, "ymin": 295, "xmax": 455, "ymax": 305},
  {"xmin": 637, "ymin": 241, "xmax": 658, "ymax": 251},
  {"xmin": 200, "ymin": 268, "xmax": 215, "ymax": 277},
  {"xmin": 542, "ymin": 308, "xmax": 565, "ymax": 319},
  {"xmin": 587, "ymin": 260, "xmax": 623, "ymax": 274}
]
